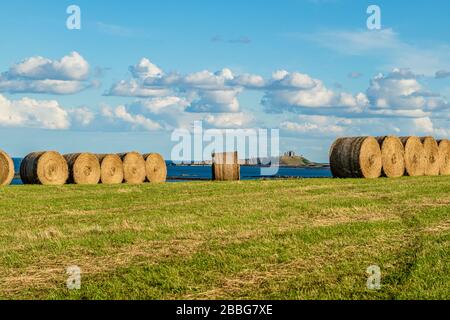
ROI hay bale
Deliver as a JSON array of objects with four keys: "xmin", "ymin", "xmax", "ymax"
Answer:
[
  {"xmin": 420, "ymin": 137, "xmax": 440, "ymax": 176},
  {"xmin": 118, "ymin": 152, "xmax": 146, "ymax": 184},
  {"xmin": 0, "ymin": 150, "xmax": 14, "ymax": 186},
  {"xmin": 399, "ymin": 137, "xmax": 426, "ymax": 176},
  {"xmin": 329, "ymin": 137, "xmax": 382, "ymax": 179},
  {"xmin": 96, "ymin": 154, "xmax": 124, "ymax": 184},
  {"xmin": 20, "ymin": 151, "xmax": 68, "ymax": 185},
  {"xmin": 438, "ymin": 139, "xmax": 450, "ymax": 175},
  {"xmin": 143, "ymin": 153, "xmax": 167, "ymax": 183},
  {"xmin": 212, "ymin": 152, "xmax": 240, "ymax": 181},
  {"xmin": 64, "ymin": 153, "xmax": 101, "ymax": 185},
  {"xmin": 376, "ymin": 136, "xmax": 405, "ymax": 178}
]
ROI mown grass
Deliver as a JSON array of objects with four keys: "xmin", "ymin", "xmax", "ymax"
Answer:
[{"xmin": 0, "ymin": 176, "xmax": 449, "ymax": 300}]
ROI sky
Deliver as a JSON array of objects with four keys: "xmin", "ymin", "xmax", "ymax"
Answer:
[{"xmin": 0, "ymin": 0, "xmax": 449, "ymax": 162}]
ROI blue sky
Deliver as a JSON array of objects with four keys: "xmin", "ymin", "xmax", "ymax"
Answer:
[{"xmin": 0, "ymin": 0, "xmax": 449, "ymax": 161}]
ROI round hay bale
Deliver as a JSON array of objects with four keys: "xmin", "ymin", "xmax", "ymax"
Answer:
[
  {"xmin": 329, "ymin": 137, "xmax": 382, "ymax": 179},
  {"xmin": 119, "ymin": 152, "xmax": 146, "ymax": 184},
  {"xmin": 399, "ymin": 137, "xmax": 426, "ymax": 177},
  {"xmin": 64, "ymin": 153, "xmax": 101, "ymax": 185},
  {"xmin": 420, "ymin": 137, "xmax": 440, "ymax": 176},
  {"xmin": 144, "ymin": 153, "xmax": 167, "ymax": 183},
  {"xmin": 96, "ymin": 154, "xmax": 124, "ymax": 184},
  {"xmin": 438, "ymin": 139, "xmax": 450, "ymax": 175},
  {"xmin": 0, "ymin": 150, "xmax": 14, "ymax": 186},
  {"xmin": 20, "ymin": 151, "xmax": 68, "ymax": 185},
  {"xmin": 376, "ymin": 136, "xmax": 405, "ymax": 178}
]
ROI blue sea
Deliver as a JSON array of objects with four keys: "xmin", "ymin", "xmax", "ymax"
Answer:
[{"xmin": 11, "ymin": 158, "xmax": 331, "ymax": 185}]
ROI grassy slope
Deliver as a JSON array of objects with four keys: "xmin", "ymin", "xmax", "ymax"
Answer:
[
  {"xmin": 279, "ymin": 156, "xmax": 311, "ymax": 166},
  {"xmin": 0, "ymin": 177, "xmax": 449, "ymax": 300}
]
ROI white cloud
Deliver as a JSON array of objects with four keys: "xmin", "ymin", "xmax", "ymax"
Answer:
[
  {"xmin": 281, "ymin": 114, "xmax": 449, "ymax": 140},
  {"xmin": 269, "ymin": 71, "xmax": 317, "ymax": 90},
  {"xmin": 107, "ymin": 60, "xmax": 244, "ymax": 113},
  {"xmin": 365, "ymin": 68, "xmax": 449, "ymax": 118},
  {"xmin": 413, "ymin": 117, "xmax": 434, "ymax": 134},
  {"xmin": 68, "ymin": 107, "xmax": 95, "ymax": 127},
  {"xmin": 101, "ymin": 105, "xmax": 162, "ymax": 131},
  {"xmin": 108, "ymin": 59, "xmax": 369, "ymax": 114},
  {"xmin": 0, "ymin": 79, "xmax": 91, "ymax": 95},
  {"xmin": 187, "ymin": 88, "xmax": 241, "ymax": 113},
  {"xmin": 204, "ymin": 112, "xmax": 253, "ymax": 128},
  {"xmin": 8, "ymin": 51, "xmax": 89, "ymax": 81},
  {"xmin": 103, "ymin": 57, "xmax": 449, "ymax": 139},
  {"xmin": 183, "ymin": 69, "xmax": 232, "ymax": 89},
  {"xmin": 0, "ymin": 94, "xmax": 70, "ymax": 129},
  {"xmin": 136, "ymin": 96, "xmax": 189, "ymax": 114},
  {"xmin": 262, "ymin": 70, "xmax": 368, "ymax": 113},
  {"xmin": 107, "ymin": 79, "xmax": 170, "ymax": 97},
  {"xmin": 129, "ymin": 58, "xmax": 163, "ymax": 80},
  {"xmin": 0, "ymin": 52, "xmax": 91, "ymax": 94},
  {"xmin": 231, "ymin": 73, "xmax": 266, "ymax": 88},
  {"xmin": 281, "ymin": 115, "xmax": 349, "ymax": 137}
]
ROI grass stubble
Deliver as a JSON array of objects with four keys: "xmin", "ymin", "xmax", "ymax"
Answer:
[{"xmin": 0, "ymin": 176, "xmax": 448, "ymax": 300}]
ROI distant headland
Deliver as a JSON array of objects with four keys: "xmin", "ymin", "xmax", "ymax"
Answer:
[{"xmin": 169, "ymin": 151, "xmax": 330, "ymax": 168}]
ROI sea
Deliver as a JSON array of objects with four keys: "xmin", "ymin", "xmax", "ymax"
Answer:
[{"xmin": 11, "ymin": 158, "xmax": 332, "ymax": 185}]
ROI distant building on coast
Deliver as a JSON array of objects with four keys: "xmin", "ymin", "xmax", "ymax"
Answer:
[{"xmin": 284, "ymin": 151, "xmax": 296, "ymax": 157}]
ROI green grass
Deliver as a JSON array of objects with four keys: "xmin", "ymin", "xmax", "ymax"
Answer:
[{"xmin": 0, "ymin": 176, "xmax": 449, "ymax": 300}]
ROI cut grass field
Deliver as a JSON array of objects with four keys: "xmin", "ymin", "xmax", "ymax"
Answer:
[{"xmin": 0, "ymin": 176, "xmax": 449, "ymax": 300}]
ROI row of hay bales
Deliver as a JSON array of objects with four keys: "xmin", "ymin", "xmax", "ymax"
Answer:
[
  {"xmin": 330, "ymin": 136, "xmax": 450, "ymax": 179},
  {"xmin": 0, "ymin": 150, "xmax": 167, "ymax": 186}
]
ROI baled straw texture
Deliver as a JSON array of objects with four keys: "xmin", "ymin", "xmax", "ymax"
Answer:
[
  {"xmin": 20, "ymin": 151, "xmax": 68, "ymax": 185},
  {"xmin": 144, "ymin": 153, "xmax": 167, "ymax": 183}
]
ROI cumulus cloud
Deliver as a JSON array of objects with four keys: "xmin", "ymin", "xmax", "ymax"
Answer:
[
  {"xmin": 136, "ymin": 96, "xmax": 189, "ymax": 114},
  {"xmin": 0, "ymin": 94, "xmax": 95, "ymax": 129},
  {"xmin": 107, "ymin": 79, "xmax": 170, "ymax": 97},
  {"xmin": 101, "ymin": 105, "xmax": 162, "ymax": 131},
  {"xmin": 186, "ymin": 88, "xmax": 241, "ymax": 113},
  {"xmin": 104, "ymin": 57, "xmax": 449, "ymax": 138},
  {"xmin": 8, "ymin": 52, "xmax": 89, "ymax": 81},
  {"xmin": 366, "ymin": 68, "xmax": 449, "ymax": 117},
  {"xmin": 129, "ymin": 58, "xmax": 163, "ymax": 80},
  {"xmin": 281, "ymin": 114, "xmax": 448, "ymax": 139},
  {"xmin": 265, "ymin": 66, "xmax": 450, "ymax": 139},
  {"xmin": 107, "ymin": 59, "xmax": 244, "ymax": 113},
  {"xmin": 281, "ymin": 115, "xmax": 351, "ymax": 137},
  {"xmin": 128, "ymin": 96, "xmax": 195, "ymax": 129},
  {"xmin": 106, "ymin": 58, "xmax": 169, "ymax": 98},
  {"xmin": 204, "ymin": 112, "xmax": 253, "ymax": 128},
  {"xmin": 230, "ymin": 73, "xmax": 266, "ymax": 88},
  {"xmin": 0, "ymin": 79, "xmax": 91, "ymax": 95},
  {"xmin": 68, "ymin": 107, "xmax": 95, "ymax": 127},
  {"xmin": 94, "ymin": 91, "xmax": 257, "ymax": 132},
  {"xmin": 0, "ymin": 52, "xmax": 91, "ymax": 94},
  {"xmin": 262, "ymin": 70, "xmax": 369, "ymax": 114},
  {"xmin": 109, "ymin": 59, "xmax": 376, "ymax": 117},
  {"xmin": 267, "ymin": 67, "xmax": 449, "ymax": 123}
]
